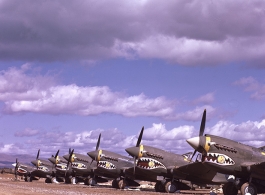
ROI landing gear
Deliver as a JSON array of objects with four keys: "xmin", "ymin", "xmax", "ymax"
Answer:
[
  {"xmin": 51, "ymin": 177, "xmax": 59, "ymax": 184},
  {"xmin": 241, "ymin": 182, "xmax": 257, "ymax": 195},
  {"xmin": 155, "ymin": 181, "xmax": 165, "ymax": 192},
  {"xmin": 222, "ymin": 182, "xmax": 238, "ymax": 195},
  {"xmin": 71, "ymin": 177, "xmax": 77, "ymax": 184},
  {"xmin": 112, "ymin": 179, "xmax": 119, "ymax": 188},
  {"xmin": 65, "ymin": 177, "xmax": 71, "ymax": 184},
  {"xmin": 88, "ymin": 178, "xmax": 97, "ymax": 186},
  {"xmin": 165, "ymin": 181, "xmax": 178, "ymax": 193},
  {"xmin": 45, "ymin": 178, "xmax": 52, "ymax": 183},
  {"xmin": 24, "ymin": 176, "xmax": 32, "ymax": 182},
  {"xmin": 118, "ymin": 179, "xmax": 128, "ymax": 189}
]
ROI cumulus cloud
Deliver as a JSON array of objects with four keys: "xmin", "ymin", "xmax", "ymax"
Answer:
[
  {"xmin": 0, "ymin": 65, "xmax": 216, "ymax": 121},
  {"xmin": 209, "ymin": 120, "xmax": 265, "ymax": 147},
  {"xmin": 2, "ymin": 118, "xmax": 265, "ymax": 156},
  {"xmin": 234, "ymin": 77, "xmax": 265, "ymax": 100},
  {"xmin": 0, "ymin": 0, "xmax": 265, "ymax": 66},
  {"xmin": 14, "ymin": 128, "xmax": 39, "ymax": 137}
]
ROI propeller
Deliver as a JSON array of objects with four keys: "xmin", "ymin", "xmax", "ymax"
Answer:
[
  {"xmin": 188, "ymin": 109, "xmax": 206, "ymax": 161},
  {"xmin": 36, "ymin": 149, "xmax": 40, "ymax": 168},
  {"xmin": 96, "ymin": 133, "xmax": 101, "ymax": 151},
  {"xmin": 36, "ymin": 149, "xmax": 40, "ymax": 159},
  {"xmin": 90, "ymin": 133, "xmax": 101, "ymax": 165},
  {"xmin": 65, "ymin": 149, "xmax": 74, "ymax": 177},
  {"xmin": 134, "ymin": 126, "xmax": 144, "ymax": 174},
  {"xmin": 14, "ymin": 158, "xmax": 19, "ymax": 180}
]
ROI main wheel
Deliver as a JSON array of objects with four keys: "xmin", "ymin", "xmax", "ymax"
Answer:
[
  {"xmin": 165, "ymin": 181, "xmax": 178, "ymax": 193},
  {"xmin": 88, "ymin": 178, "xmax": 97, "ymax": 186},
  {"xmin": 118, "ymin": 179, "xmax": 128, "ymax": 189},
  {"xmin": 155, "ymin": 181, "xmax": 165, "ymax": 192},
  {"xmin": 45, "ymin": 178, "xmax": 52, "ymax": 183},
  {"xmin": 223, "ymin": 182, "xmax": 238, "ymax": 195},
  {"xmin": 25, "ymin": 176, "xmax": 32, "ymax": 182},
  {"xmin": 112, "ymin": 179, "xmax": 119, "ymax": 188},
  {"xmin": 51, "ymin": 177, "xmax": 58, "ymax": 184},
  {"xmin": 71, "ymin": 177, "xmax": 76, "ymax": 184},
  {"xmin": 65, "ymin": 177, "xmax": 71, "ymax": 184},
  {"xmin": 241, "ymin": 183, "xmax": 257, "ymax": 195}
]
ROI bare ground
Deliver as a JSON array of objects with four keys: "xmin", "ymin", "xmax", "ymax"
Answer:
[{"xmin": 0, "ymin": 174, "xmax": 218, "ymax": 195}]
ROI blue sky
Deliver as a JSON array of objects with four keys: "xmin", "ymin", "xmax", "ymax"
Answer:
[{"xmin": 1, "ymin": 0, "xmax": 265, "ymax": 157}]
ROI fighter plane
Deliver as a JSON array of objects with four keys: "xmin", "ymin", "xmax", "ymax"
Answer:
[
  {"xmin": 63, "ymin": 149, "xmax": 108, "ymax": 185},
  {"xmin": 125, "ymin": 126, "xmax": 229, "ymax": 193},
  {"xmin": 187, "ymin": 109, "xmax": 265, "ymax": 195},
  {"xmin": 48, "ymin": 149, "xmax": 77, "ymax": 184},
  {"xmin": 12, "ymin": 158, "xmax": 38, "ymax": 182},
  {"xmin": 31, "ymin": 149, "xmax": 60, "ymax": 183},
  {"xmin": 87, "ymin": 134, "xmax": 141, "ymax": 189}
]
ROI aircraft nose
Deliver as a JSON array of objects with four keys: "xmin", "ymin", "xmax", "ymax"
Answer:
[
  {"xmin": 125, "ymin": 147, "xmax": 138, "ymax": 157},
  {"xmin": 87, "ymin": 151, "xmax": 97, "ymax": 160},
  {"xmin": 31, "ymin": 160, "xmax": 37, "ymax": 166},
  {"xmin": 186, "ymin": 136, "xmax": 200, "ymax": 150}
]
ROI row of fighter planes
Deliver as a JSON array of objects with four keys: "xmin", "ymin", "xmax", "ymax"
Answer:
[{"xmin": 12, "ymin": 109, "xmax": 265, "ymax": 195}]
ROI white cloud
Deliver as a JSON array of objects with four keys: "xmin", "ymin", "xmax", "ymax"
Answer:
[
  {"xmin": 0, "ymin": 66, "xmax": 216, "ymax": 121},
  {"xmin": 2, "ymin": 118, "xmax": 265, "ymax": 156},
  {"xmin": 234, "ymin": 77, "xmax": 265, "ymax": 100},
  {"xmin": 14, "ymin": 128, "xmax": 39, "ymax": 137}
]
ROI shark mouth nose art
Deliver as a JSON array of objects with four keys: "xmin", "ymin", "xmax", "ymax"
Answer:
[
  {"xmin": 37, "ymin": 166, "xmax": 49, "ymax": 172},
  {"xmin": 72, "ymin": 162, "xmax": 87, "ymax": 169},
  {"xmin": 56, "ymin": 163, "xmax": 68, "ymax": 171},
  {"xmin": 17, "ymin": 168, "xmax": 27, "ymax": 174},
  {"xmin": 137, "ymin": 157, "xmax": 166, "ymax": 169},
  {"xmin": 98, "ymin": 161, "xmax": 116, "ymax": 169},
  {"xmin": 204, "ymin": 153, "xmax": 235, "ymax": 166}
]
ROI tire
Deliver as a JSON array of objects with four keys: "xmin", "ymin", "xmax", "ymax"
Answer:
[
  {"xmin": 223, "ymin": 182, "xmax": 238, "ymax": 195},
  {"xmin": 65, "ymin": 177, "xmax": 71, "ymax": 184},
  {"xmin": 165, "ymin": 181, "xmax": 178, "ymax": 193},
  {"xmin": 155, "ymin": 181, "xmax": 165, "ymax": 192},
  {"xmin": 71, "ymin": 177, "xmax": 76, "ymax": 184},
  {"xmin": 45, "ymin": 178, "xmax": 51, "ymax": 183},
  {"xmin": 118, "ymin": 179, "xmax": 128, "ymax": 189},
  {"xmin": 88, "ymin": 178, "xmax": 97, "ymax": 186},
  {"xmin": 51, "ymin": 177, "xmax": 58, "ymax": 184},
  {"xmin": 112, "ymin": 179, "xmax": 119, "ymax": 188},
  {"xmin": 241, "ymin": 182, "xmax": 257, "ymax": 195}
]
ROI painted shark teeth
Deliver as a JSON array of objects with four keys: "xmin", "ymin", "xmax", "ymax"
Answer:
[
  {"xmin": 97, "ymin": 161, "xmax": 116, "ymax": 169},
  {"xmin": 17, "ymin": 167, "xmax": 27, "ymax": 174},
  {"xmin": 204, "ymin": 153, "xmax": 235, "ymax": 166},
  {"xmin": 55, "ymin": 163, "xmax": 68, "ymax": 171},
  {"xmin": 37, "ymin": 166, "xmax": 49, "ymax": 172},
  {"xmin": 71, "ymin": 162, "xmax": 87, "ymax": 169},
  {"xmin": 137, "ymin": 157, "xmax": 166, "ymax": 169}
]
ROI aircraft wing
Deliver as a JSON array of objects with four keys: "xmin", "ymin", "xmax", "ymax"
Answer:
[
  {"xmin": 241, "ymin": 161, "xmax": 265, "ymax": 180},
  {"xmin": 171, "ymin": 162, "xmax": 226, "ymax": 184}
]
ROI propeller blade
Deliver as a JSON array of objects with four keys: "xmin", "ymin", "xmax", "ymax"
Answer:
[
  {"xmin": 65, "ymin": 149, "xmax": 74, "ymax": 177},
  {"xmin": 36, "ymin": 149, "xmax": 40, "ymax": 159},
  {"xmin": 96, "ymin": 133, "xmax": 101, "ymax": 151},
  {"xmin": 14, "ymin": 158, "xmax": 18, "ymax": 180},
  {"xmin": 199, "ymin": 109, "xmax": 206, "ymax": 136},
  {"xmin": 69, "ymin": 148, "xmax": 71, "ymax": 154},
  {"xmin": 55, "ymin": 150, "xmax": 60, "ymax": 158},
  {"xmin": 136, "ymin": 126, "xmax": 144, "ymax": 147}
]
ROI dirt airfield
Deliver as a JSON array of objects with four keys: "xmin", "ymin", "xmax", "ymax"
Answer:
[{"xmin": 0, "ymin": 173, "xmax": 222, "ymax": 195}]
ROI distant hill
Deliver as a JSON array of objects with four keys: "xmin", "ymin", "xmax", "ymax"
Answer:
[{"xmin": 0, "ymin": 153, "xmax": 35, "ymax": 168}]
